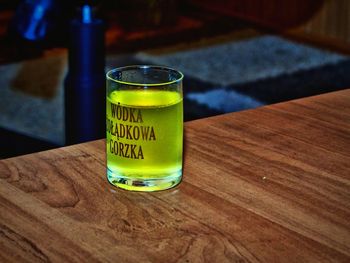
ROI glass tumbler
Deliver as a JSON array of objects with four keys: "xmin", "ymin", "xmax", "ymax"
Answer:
[{"xmin": 106, "ymin": 65, "xmax": 184, "ymax": 191}]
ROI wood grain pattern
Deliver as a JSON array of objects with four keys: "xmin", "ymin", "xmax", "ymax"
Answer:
[{"xmin": 1, "ymin": 89, "xmax": 350, "ymax": 262}]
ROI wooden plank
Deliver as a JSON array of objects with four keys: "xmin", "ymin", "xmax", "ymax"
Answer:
[{"xmin": 0, "ymin": 90, "xmax": 349, "ymax": 262}]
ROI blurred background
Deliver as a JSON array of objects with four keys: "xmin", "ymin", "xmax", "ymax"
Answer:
[{"xmin": 0, "ymin": 0, "xmax": 349, "ymax": 158}]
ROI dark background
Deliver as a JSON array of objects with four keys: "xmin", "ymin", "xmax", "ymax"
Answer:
[{"xmin": 0, "ymin": 0, "xmax": 349, "ymax": 159}]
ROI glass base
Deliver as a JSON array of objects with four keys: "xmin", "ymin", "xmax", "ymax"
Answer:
[{"xmin": 107, "ymin": 168, "xmax": 182, "ymax": 192}]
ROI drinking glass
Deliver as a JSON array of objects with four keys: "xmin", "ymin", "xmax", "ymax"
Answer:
[{"xmin": 106, "ymin": 65, "xmax": 184, "ymax": 191}]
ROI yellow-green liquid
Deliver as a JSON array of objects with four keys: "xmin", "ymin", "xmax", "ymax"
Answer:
[{"xmin": 106, "ymin": 89, "xmax": 183, "ymax": 191}]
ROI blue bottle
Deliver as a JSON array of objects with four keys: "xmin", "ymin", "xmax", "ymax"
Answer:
[{"xmin": 65, "ymin": 4, "xmax": 105, "ymax": 145}]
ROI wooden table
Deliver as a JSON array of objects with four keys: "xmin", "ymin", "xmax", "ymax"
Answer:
[{"xmin": 1, "ymin": 89, "xmax": 349, "ymax": 262}]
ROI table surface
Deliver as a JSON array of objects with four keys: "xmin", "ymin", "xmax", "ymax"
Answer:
[{"xmin": 0, "ymin": 89, "xmax": 349, "ymax": 262}]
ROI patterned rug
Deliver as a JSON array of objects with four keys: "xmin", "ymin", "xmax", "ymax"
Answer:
[{"xmin": 1, "ymin": 35, "xmax": 349, "ymax": 147}]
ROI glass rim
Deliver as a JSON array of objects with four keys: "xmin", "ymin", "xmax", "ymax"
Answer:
[{"xmin": 106, "ymin": 65, "xmax": 184, "ymax": 87}]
